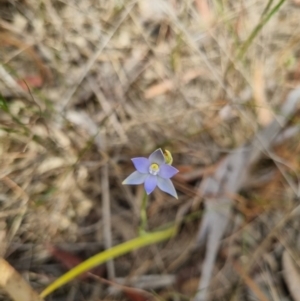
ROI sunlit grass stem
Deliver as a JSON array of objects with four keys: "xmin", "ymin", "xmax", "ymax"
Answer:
[{"xmin": 40, "ymin": 226, "xmax": 177, "ymax": 298}]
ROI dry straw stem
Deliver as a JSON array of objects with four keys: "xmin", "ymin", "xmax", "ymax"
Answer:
[
  {"xmin": 0, "ymin": 258, "xmax": 44, "ymax": 301},
  {"xmin": 252, "ymin": 61, "xmax": 273, "ymax": 126},
  {"xmin": 101, "ymin": 161, "xmax": 115, "ymax": 280},
  {"xmin": 232, "ymin": 261, "xmax": 270, "ymax": 301},
  {"xmin": 282, "ymin": 250, "xmax": 300, "ymax": 301}
]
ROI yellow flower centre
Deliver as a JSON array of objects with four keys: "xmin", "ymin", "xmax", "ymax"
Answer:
[
  {"xmin": 149, "ymin": 163, "xmax": 160, "ymax": 175},
  {"xmin": 163, "ymin": 149, "xmax": 173, "ymax": 165}
]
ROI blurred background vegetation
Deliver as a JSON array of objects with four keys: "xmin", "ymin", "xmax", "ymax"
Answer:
[{"xmin": 1, "ymin": 0, "xmax": 300, "ymax": 300}]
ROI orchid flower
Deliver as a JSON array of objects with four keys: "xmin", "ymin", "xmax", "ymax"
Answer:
[{"xmin": 122, "ymin": 149, "xmax": 179, "ymax": 198}]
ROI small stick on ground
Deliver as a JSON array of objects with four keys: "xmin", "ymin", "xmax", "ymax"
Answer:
[{"xmin": 0, "ymin": 257, "xmax": 44, "ymax": 301}]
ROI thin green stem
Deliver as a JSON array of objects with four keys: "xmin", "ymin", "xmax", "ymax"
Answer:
[
  {"xmin": 237, "ymin": 0, "xmax": 286, "ymax": 59},
  {"xmin": 40, "ymin": 226, "xmax": 177, "ymax": 298},
  {"xmin": 261, "ymin": 0, "xmax": 274, "ymax": 17},
  {"xmin": 139, "ymin": 191, "xmax": 148, "ymax": 235}
]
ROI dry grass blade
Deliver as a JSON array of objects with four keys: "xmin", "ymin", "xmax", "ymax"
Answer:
[
  {"xmin": 253, "ymin": 61, "xmax": 273, "ymax": 126},
  {"xmin": 88, "ymin": 78, "xmax": 127, "ymax": 142},
  {"xmin": 0, "ymin": 65, "xmax": 27, "ymax": 97},
  {"xmin": 0, "ymin": 32, "xmax": 50, "ymax": 81},
  {"xmin": 144, "ymin": 69, "xmax": 204, "ymax": 99},
  {"xmin": 0, "ymin": 64, "xmax": 45, "ymax": 111},
  {"xmin": 91, "ymin": 274, "xmax": 154, "ymax": 300},
  {"xmin": 282, "ymin": 250, "xmax": 300, "ymax": 301},
  {"xmin": 101, "ymin": 162, "xmax": 115, "ymax": 279},
  {"xmin": 232, "ymin": 261, "xmax": 270, "ymax": 301},
  {"xmin": 0, "ymin": 222, "xmax": 7, "ymax": 257},
  {"xmin": 0, "ymin": 258, "xmax": 44, "ymax": 301}
]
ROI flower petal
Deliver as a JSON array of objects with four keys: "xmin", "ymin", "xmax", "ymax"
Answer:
[
  {"xmin": 131, "ymin": 157, "xmax": 150, "ymax": 174},
  {"xmin": 157, "ymin": 177, "xmax": 178, "ymax": 199},
  {"xmin": 159, "ymin": 164, "xmax": 178, "ymax": 179},
  {"xmin": 149, "ymin": 149, "xmax": 165, "ymax": 165},
  {"xmin": 144, "ymin": 175, "xmax": 157, "ymax": 195},
  {"xmin": 122, "ymin": 171, "xmax": 148, "ymax": 185}
]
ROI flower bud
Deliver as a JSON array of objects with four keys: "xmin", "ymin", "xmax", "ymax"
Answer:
[{"xmin": 163, "ymin": 150, "xmax": 173, "ymax": 165}]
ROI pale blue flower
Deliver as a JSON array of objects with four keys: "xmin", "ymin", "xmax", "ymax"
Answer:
[{"xmin": 122, "ymin": 149, "xmax": 179, "ymax": 198}]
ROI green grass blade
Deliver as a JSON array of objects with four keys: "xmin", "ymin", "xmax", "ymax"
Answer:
[
  {"xmin": 238, "ymin": 0, "xmax": 286, "ymax": 59},
  {"xmin": 261, "ymin": 0, "xmax": 274, "ymax": 17},
  {"xmin": 0, "ymin": 94, "xmax": 9, "ymax": 112},
  {"xmin": 40, "ymin": 226, "xmax": 177, "ymax": 298}
]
